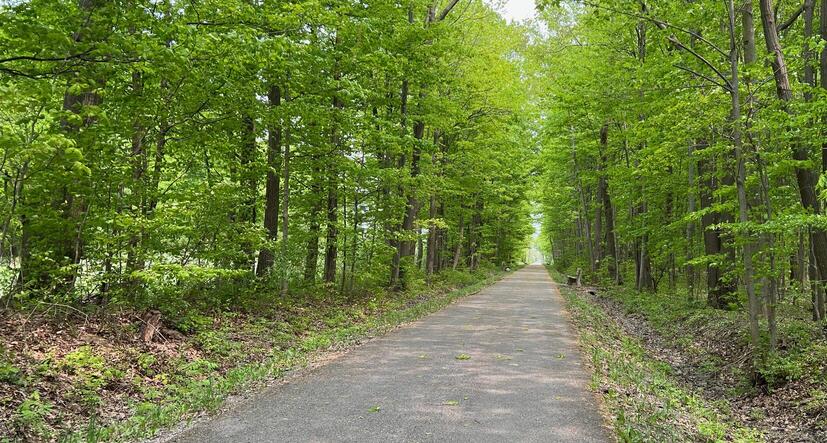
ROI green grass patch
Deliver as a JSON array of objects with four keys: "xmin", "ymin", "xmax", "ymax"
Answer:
[{"xmin": 552, "ymin": 268, "xmax": 763, "ymax": 442}]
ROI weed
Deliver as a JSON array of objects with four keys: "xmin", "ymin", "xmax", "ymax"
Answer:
[
  {"xmin": 554, "ymin": 268, "xmax": 762, "ymax": 442},
  {"xmin": 15, "ymin": 391, "xmax": 52, "ymax": 439}
]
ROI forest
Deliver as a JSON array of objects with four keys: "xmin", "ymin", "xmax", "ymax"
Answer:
[
  {"xmin": 0, "ymin": 0, "xmax": 534, "ymax": 440},
  {"xmin": 3, "ymin": 0, "xmax": 827, "ymax": 441},
  {"xmin": 536, "ymin": 0, "xmax": 827, "ymax": 439},
  {"xmin": 0, "ymin": 0, "xmax": 534, "ymax": 307}
]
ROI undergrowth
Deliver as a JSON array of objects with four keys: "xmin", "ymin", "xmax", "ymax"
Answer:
[
  {"xmin": 549, "ymin": 267, "xmax": 763, "ymax": 442},
  {"xmin": 595, "ymin": 283, "xmax": 827, "ymax": 390},
  {"xmin": 1, "ymin": 267, "xmax": 507, "ymax": 442}
]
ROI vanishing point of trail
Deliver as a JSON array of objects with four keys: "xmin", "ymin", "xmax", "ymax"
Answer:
[{"xmin": 169, "ymin": 266, "xmax": 609, "ymax": 442}]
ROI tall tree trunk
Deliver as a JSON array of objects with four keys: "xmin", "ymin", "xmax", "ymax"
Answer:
[
  {"xmin": 238, "ymin": 113, "xmax": 258, "ymax": 271},
  {"xmin": 389, "ymin": 77, "xmax": 410, "ymax": 288},
  {"xmin": 698, "ymin": 152, "xmax": 735, "ymax": 308},
  {"xmin": 686, "ymin": 143, "xmax": 697, "ymax": 299},
  {"xmin": 452, "ymin": 212, "xmax": 464, "ymax": 270},
  {"xmin": 305, "ymin": 190, "xmax": 321, "ymax": 282},
  {"xmin": 426, "ymin": 193, "xmax": 438, "ymax": 277},
  {"xmin": 425, "ymin": 131, "xmax": 445, "ymax": 277},
  {"xmin": 126, "ymin": 69, "xmax": 146, "ymax": 275},
  {"xmin": 436, "ymin": 199, "xmax": 446, "ymax": 272},
  {"xmin": 468, "ymin": 199, "xmax": 482, "ymax": 270},
  {"xmin": 821, "ymin": 0, "xmax": 827, "ymax": 173},
  {"xmin": 597, "ymin": 123, "xmax": 618, "ymax": 283},
  {"xmin": 323, "ymin": 179, "xmax": 338, "ymax": 283},
  {"xmin": 571, "ymin": 128, "xmax": 594, "ymax": 274},
  {"xmin": 810, "ymin": 235, "xmax": 825, "ymax": 320},
  {"xmin": 324, "ymin": 38, "xmax": 344, "ymax": 284},
  {"xmin": 280, "ymin": 83, "xmax": 291, "ymax": 296},
  {"xmin": 728, "ymin": 0, "xmax": 761, "ymax": 351},
  {"xmin": 759, "ymin": 0, "xmax": 827, "ymax": 310},
  {"xmin": 257, "ymin": 85, "xmax": 282, "ymax": 276}
]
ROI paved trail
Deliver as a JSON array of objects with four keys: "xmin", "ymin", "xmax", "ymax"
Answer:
[{"xmin": 169, "ymin": 265, "xmax": 609, "ymax": 442}]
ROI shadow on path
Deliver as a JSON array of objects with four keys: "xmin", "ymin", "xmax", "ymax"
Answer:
[{"xmin": 168, "ymin": 265, "xmax": 610, "ymax": 442}]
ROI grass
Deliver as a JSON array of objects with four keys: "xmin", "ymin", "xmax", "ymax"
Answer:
[
  {"xmin": 584, "ymin": 277, "xmax": 827, "ymax": 390},
  {"xmin": 0, "ymin": 272, "xmax": 504, "ymax": 442},
  {"xmin": 549, "ymin": 267, "xmax": 764, "ymax": 442}
]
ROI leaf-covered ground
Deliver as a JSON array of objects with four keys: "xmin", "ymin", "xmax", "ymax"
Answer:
[
  {"xmin": 0, "ymin": 269, "xmax": 503, "ymax": 442},
  {"xmin": 556, "ymin": 270, "xmax": 827, "ymax": 442}
]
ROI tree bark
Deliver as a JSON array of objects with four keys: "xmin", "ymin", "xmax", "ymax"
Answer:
[
  {"xmin": 728, "ymin": 0, "xmax": 761, "ymax": 351},
  {"xmin": 280, "ymin": 82, "xmax": 291, "ymax": 296},
  {"xmin": 452, "ymin": 212, "xmax": 464, "ymax": 270},
  {"xmin": 426, "ymin": 193, "xmax": 438, "ymax": 276},
  {"xmin": 571, "ymin": 128, "xmax": 594, "ymax": 274},
  {"xmin": 257, "ymin": 85, "xmax": 282, "ymax": 276},
  {"xmin": 698, "ymin": 152, "xmax": 736, "ymax": 308},
  {"xmin": 686, "ymin": 143, "xmax": 697, "ymax": 299},
  {"xmin": 758, "ymin": 0, "xmax": 827, "ymax": 317},
  {"xmin": 597, "ymin": 123, "xmax": 618, "ymax": 283}
]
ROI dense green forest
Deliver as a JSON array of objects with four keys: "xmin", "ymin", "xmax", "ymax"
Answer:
[
  {"xmin": 5, "ymin": 0, "xmax": 827, "ymax": 440},
  {"xmin": 0, "ymin": 0, "xmax": 534, "ymax": 305},
  {"xmin": 538, "ymin": 0, "xmax": 827, "ymax": 359},
  {"xmin": 536, "ymin": 0, "xmax": 827, "ymax": 437},
  {"xmin": 0, "ymin": 0, "xmax": 536, "ymax": 440}
]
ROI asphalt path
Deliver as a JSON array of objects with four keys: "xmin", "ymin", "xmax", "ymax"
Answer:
[{"xmin": 169, "ymin": 265, "xmax": 609, "ymax": 442}]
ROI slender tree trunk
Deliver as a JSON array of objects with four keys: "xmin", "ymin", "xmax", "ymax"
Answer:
[
  {"xmin": 340, "ymin": 191, "xmax": 348, "ymax": 293},
  {"xmin": 686, "ymin": 143, "xmax": 697, "ymax": 299},
  {"xmin": 759, "ymin": 0, "xmax": 827, "ymax": 312},
  {"xmin": 572, "ymin": 128, "xmax": 594, "ymax": 273},
  {"xmin": 698, "ymin": 152, "xmax": 733, "ymax": 307},
  {"xmin": 257, "ymin": 85, "xmax": 282, "ymax": 276},
  {"xmin": 324, "ymin": 43, "xmax": 344, "ymax": 284},
  {"xmin": 126, "ymin": 69, "xmax": 146, "ymax": 274},
  {"xmin": 452, "ymin": 212, "xmax": 464, "ymax": 270},
  {"xmin": 821, "ymin": 0, "xmax": 827, "ymax": 173},
  {"xmin": 469, "ymin": 200, "xmax": 482, "ymax": 270},
  {"xmin": 280, "ymin": 82, "xmax": 291, "ymax": 296},
  {"xmin": 598, "ymin": 123, "xmax": 618, "ymax": 283},
  {"xmin": 396, "ymin": 119, "xmax": 423, "ymax": 282},
  {"xmin": 323, "ymin": 176, "xmax": 338, "ymax": 283},
  {"xmin": 390, "ymin": 76, "xmax": 409, "ymax": 288},
  {"xmin": 426, "ymin": 132, "xmax": 444, "ymax": 277},
  {"xmin": 793, "ymin": 230, "xmax": 806, "ymax": 286},
  {"xmin": 728, "ymin": 0, "xmax": 761, "ymax": 351},
  {"xmin": 426, "ymin": 193, "xmax": 438, "ymax": 276},
  {"xmin": 811, "ymin": 236, "xmax": 825, "ymax": 320}
]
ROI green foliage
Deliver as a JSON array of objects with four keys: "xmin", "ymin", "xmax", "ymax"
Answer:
[
  {"xmin": 558, "ymin": 279, "xmax": 763, "ymax": 442},
  {"xmin": 0, "ymin": 347, "xmax": 21, "ymax": 385},
  {"xmin": 760, "ymin": 354, "xmax": 806, "ymax": 387},
  {"xmin": 60, "ymin": 346, "xmax": 123, "ymax": 407},
  {"xmin": 0, "ymin": 0, "xmax": 534, "ymax": 308},
  {"xmin": 532, "ymin": 0, "xmax": 827, "ymax": 365},
  {"xmin": 15, "ymin": 391, "xmax": 53, "ymax": 439}
]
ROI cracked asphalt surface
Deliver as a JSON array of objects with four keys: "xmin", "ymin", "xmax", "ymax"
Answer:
[{"xmin": 169, "ymin": 265, "xmax": 609, "ymax": 442}]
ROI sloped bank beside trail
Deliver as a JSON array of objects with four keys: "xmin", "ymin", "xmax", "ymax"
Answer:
[{"xmin": 554, "ymin": 270, "xmax": 827, "ymax": 442}]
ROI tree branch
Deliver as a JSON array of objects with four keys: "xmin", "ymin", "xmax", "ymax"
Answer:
[
  {"xmin": 437, "ymin": 0, "xmax": 462, "ymax": 21},
  {"xmin": 582, "ymin": 1, "xmax": 729, "ymax": 59},
  {"xmin": 668, "ymin": 35, "xmax": 732, "ymax": 89},
  {"xmin": 777, "ymin": 3, "xmax": 805, "ymax": 32},
  {"xmin": 674, "ymin": 64, "xmax": 731, "ymax": 91},
  {"xmin": 0, "ymin": 48, "xmax": 96, "ymax": 65}
]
